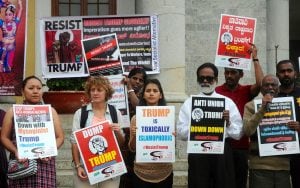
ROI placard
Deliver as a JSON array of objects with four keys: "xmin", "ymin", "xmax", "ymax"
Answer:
[
  {"xmin": 81, "ymin": 33, "xmax": 123, "ymax": 76},
  {"xmin": 136, "ymin": 106, "xmax": 175, "ymax": 162},
  {"xmin": 107, "ymin": 75, "xmax": 130, "ymax": 127},
  {"xmin": 187, "ymin": 96, "xmax": 226, "ymax": 154},
  {"xmin": 40, "ymin": 15, "xmax": 160, "ymax": 77},
  {"xmin": 13, "ymin": 104, "xmax": 57, "ymax": 159},
  {"xmin": 40, "ymin": 17, "xmax": 88, "ymax": 78},
  {"xmin": 215, "ymin": 14, "xmax": 256, "ymax": 70},
  {"xmin": 254, "ymin": 97, "xmax": 300, "ymax": 156},
  {"xmin": 74, "ymin": 120, "xmax": 127, "ymax": 185},
  {"xmin": 82, "ymin": 15, "xmax": 159, "ymax": 74}
]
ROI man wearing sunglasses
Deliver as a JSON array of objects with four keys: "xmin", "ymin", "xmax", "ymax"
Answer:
[
  {"xmin": 215, "ymin": 44, "xmax": 264, "ymax": 188},
  {"xmin": 177, "ymin": 62, "xmax": 243, "ymax": 188}
]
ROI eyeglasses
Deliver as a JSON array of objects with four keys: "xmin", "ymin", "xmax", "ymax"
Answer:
[{"xmin": 198, "ymin": 76, "xmax": 215, "ymax": 83}]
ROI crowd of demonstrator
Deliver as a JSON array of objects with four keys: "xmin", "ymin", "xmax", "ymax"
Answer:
[{"xmin": 1, "ymin": 54, "xmax": 300, "ymax": 188}]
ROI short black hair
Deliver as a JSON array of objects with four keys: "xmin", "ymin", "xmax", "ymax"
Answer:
[
  {"xmin": 196, "ymin": 62, "xmax": 218, "ymax": 84},
  {"xmin": 128, "ymin": 67, "xmax": 147, "ymax": 81},
  {"xmin": 224, "ymin": 67, "xmax": 243, "ymax": 74},
  {"xmin": 276, "ymin": 60, "xmax": 297, "ymax": 72}
]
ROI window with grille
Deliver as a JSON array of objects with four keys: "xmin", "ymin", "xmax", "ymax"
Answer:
[{"xmin": 51, "ymin": 0, "xmax": 116, "ymax": 16}]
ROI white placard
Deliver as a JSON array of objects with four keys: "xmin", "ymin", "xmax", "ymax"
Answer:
[{"xmin": 136, "ymin": 106, "xmax": 175, "ymax": 163}]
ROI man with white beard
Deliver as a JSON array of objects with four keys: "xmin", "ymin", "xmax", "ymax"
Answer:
[{"xmin": 177, "ymin": 62, "xmax": 243, "ymax": 188}]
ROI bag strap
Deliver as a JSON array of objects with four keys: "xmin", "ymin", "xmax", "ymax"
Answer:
[
  {"xmin": 108, "ymin": 104, "xmax": 118, "ymax": 123},
  {"xmin": 80, "ymin": 104, "xmax": 118, "ymax": 128},
  {"xmin": 80, "ymin": 105, "xmax": 88, "ymax": 129}
]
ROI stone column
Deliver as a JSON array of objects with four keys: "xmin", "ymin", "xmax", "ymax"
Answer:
[
  {"xmin": 136, "ymin": 1, "xmax": 187, "ymax": 169},
  {"xmin": 135, "ymin": 0, "xmax": 186, "ymax": 102},
  {"xmin": 266, "ymin": 0, "xmax": 289, "ymax": 74}
]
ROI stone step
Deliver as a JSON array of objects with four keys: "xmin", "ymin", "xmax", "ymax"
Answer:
[
  {"xmin": 56, "ymin": 159, "xmax": 73, "ymax": 170},
  {"xmin": 60, "ymin": 140, "xmax": 71, "ymax": 150},
  {"xmin": 61, "ymin": 133, "xmax": 72, "ymax": 150},
  {"xmin": 60, "ymin": 114, "xmax": 73, "ymax": 130},
  {"xmin": 56, "ymin": 158, "xmax": 188, "ymax": 171},
  {"xmin": 55, "ymin": 153, "xmax": 188, "ymax": 171},
  {"xmin": 56, "ymin": 148, "xmax": 73, "ymax": 160},
  {"xmin": 173, "ymin": 159, "xmax": 188, "ymax": 171},
  {"xmin": 56, "ymin": 169, "xmax": 187, "ymax": 188},
  {"xmin": 57, "ymin": 170, "xmax": 74, "ymax": 187},
  {"xmin": 173, "ymin": 171, "xmax": 188, "ymax": 187}
]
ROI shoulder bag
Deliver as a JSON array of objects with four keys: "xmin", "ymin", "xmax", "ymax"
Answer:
[{"xmin": 7, "ymin": 159, "xmax": 37, "ymax": 180}]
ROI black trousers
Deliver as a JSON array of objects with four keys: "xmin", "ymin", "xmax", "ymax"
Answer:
[
  {"xmin": 188, "ymin": 142, "xmax": 235, "ymax": 188},
  {"xmin": 132, "ymin": 172, "xmax": 173, "ymax": 188},
  {"xmin": 232, "ymin": 149, "xmax": 248, "ymax": 188},
  {"xmin": 119, "ymin": 128, "xmax": 135, "ymax": 188},
  {"xmin": 290, "ymin": 154, "xmax": 300, "ymax": 188},
  {"xmin": 0, "ymin": 145, "xmax": 7, "ymax": 188}
]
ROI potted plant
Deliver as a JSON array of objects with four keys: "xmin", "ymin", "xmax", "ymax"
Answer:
[{"xmin": 43, "ymin": 77, "xmax": 89, "ymax": 114}]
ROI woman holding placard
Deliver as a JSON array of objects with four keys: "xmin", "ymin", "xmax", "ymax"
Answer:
[
  {"xmin": 1, "ymin": 75, "xmax": 64, "ymax": 187},
  {"xmin": 128, "ymin": 79, "xmax": 173, "ymax": 188},
  {"xmin": 70, "ymin": 76, "xmax": 125, "ymax": 188}
]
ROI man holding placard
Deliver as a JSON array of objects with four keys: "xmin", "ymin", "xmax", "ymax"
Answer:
[
  {"xmin": 243, "ymin": 74, "xmax": 300, "ymax": 188},
  {"xmin": 177, "ymin": 62, "xmax": 243, "ymax": 188},
  {"xmin": 215, "ymin": 44, "xmax": 263, "ymax": 188}
]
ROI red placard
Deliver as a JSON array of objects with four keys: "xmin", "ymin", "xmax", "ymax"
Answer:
[
  {"xmin": 215, "ymin": 14, "xmax": 256, "ymax": 70},
  {"xmin": 74, "ymin": 120, "xmax": 126, "ymax": 184}
]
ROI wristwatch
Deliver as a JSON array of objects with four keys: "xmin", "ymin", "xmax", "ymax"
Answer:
[{"xmin": 75, "ymin": 163, "xmax": 83, "ymax": 169}]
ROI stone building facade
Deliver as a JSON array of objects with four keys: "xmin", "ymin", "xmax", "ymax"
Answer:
[{"xmin": 2, "ymin": 0, "xmax": 299, "ymax": 186}]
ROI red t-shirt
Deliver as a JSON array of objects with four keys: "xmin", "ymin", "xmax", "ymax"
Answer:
[{"xmin": 216, "ymin": 84, "xmax": 254, "ymax": 149}]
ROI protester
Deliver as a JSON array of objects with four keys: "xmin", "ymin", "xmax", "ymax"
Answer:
[
  {"xmin": 276, "ymin": 60, "xmax": 300, "ymax": 188},
  {"xmin": 119, "ymin": 67, "xmax": 147, "ymax": 188},
  {"xmin": 243, "ymin": 74, "xmax": 300, "ymax": 188},
  {"xmin": 0, "ymin": 109, "xmax": 7, "ymax": 188},
  {"xmin": 123, "ymin": 67, "xmax": 147, "ymax": 119},
  {"xmin": 177, "ymin": 62, "xmax": 243, "ymax": 188},
  {"xmin": 128, "ymin": 79, "xmax": 173, "ymax": 188},
  {"xmin": 70, "ymin": 76, "xmax": 125, "ymax": 188},
  {"xmin": 0, "ymin": 75, "xmax": 64, "ymax": 187},
  {"xmin": 215, "ymin": 43, "xmax": 263, "ymax": 188}
]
